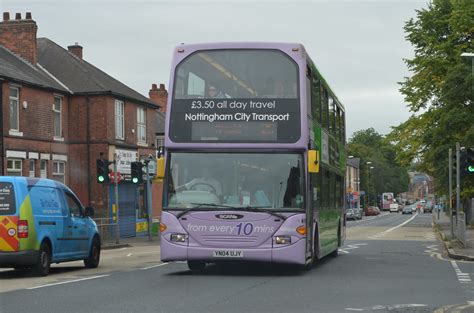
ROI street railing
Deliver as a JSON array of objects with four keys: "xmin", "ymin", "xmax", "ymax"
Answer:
[
  {"xmin": 93, "ymin": 217, "xmax": 118, "ymax": 243},
  {"xmin": 92, "ymin": 216, "xmax": 162, "ymax": 244}
]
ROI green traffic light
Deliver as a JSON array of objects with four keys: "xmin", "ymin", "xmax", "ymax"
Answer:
[
  {"xmin": 132, "ymin": 177, "xmax": 138, "ymax": 183},
  {"xmin": 98, "ymin": 176, "xmax": 105, "ymax": 182},
  {"xmin": 468, "ymin": 165, "xmax": 474, "ymax": 173}
]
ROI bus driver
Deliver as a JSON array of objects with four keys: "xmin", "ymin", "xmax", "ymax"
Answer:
[{"xmin": 176, "ymin": 166, "xmax": 223, "ymax": 197}]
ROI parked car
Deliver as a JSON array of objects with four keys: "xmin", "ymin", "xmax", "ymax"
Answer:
[
  {"xmin": 0, "ymin": 177, "xmax": 101, "ymax": 276},
  {"xmin": 346, "ymin": 208, "xmax": 355, "ymax": 220},
  {"xmin": 364, "ymin": 206, "xmax": 380, "ymax": 216},
  {"xmin": 353, "ymin": 207, "xmax": 363, "ymax": 220},
  {"xmin": 424, "ymin": 201, "xmax": 433, "ymax": 213}
]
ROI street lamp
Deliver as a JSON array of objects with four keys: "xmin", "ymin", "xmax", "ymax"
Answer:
[
  {"xmin": 461, "ymin": 52, "xmax": 473, "ymax": 102},
  {"xmin": 369, "ymin": 166, "xmax": 375, "ymax": 205},
  {"xmin": 366, "ymin": 161, "xmax": 372, "ymax": 207}
]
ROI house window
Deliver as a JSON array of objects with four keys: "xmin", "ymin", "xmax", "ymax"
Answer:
[
  {"xmin": 53, "ymin": 96, "xmax": 62, "ymax": 138},
  {"xmin": 40, "ymin": 160, "xmax": 48, "ymax": 178},
  {"xmin": 52, "ymin": 161, "xmax": 65, "ymax": 183},
  {"xmin": 115, "ymin": 100, "xmax": 124, "ymax": 140},
  {"xmin": 7, "ymin": 159, "xmax": 22, "ymax": 176},
  {"xmin": 137, "ymin": 107, "xmax": 146, "ymax": 143},
  {"xmin": 29, "ymin": 159, "xmax": 36, "ymax": 177},
  {"xmin": 9, "ymin": 86, "xmax": 19, "ymax": 131}
]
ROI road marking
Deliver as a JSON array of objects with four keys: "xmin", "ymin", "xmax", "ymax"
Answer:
[
  {"xmin": 369, "ymin": 213, "xmax": 418, "ymax": 239},
  {"xmin": 27, "ymin": 275, "xmax": 110, "ymax": 290},
  {"xmin": 140, "ymin": 263, "xmax": 169, "ymax": 270},
  {"xmin": 127, "ymin": 253, "xmax": 133, "ymax": 257},
  {"xmin": 345, "ymin": 304, "xmax": 427, "ymax": 311},
  {"xmin": 347, "ymin": 213, "xmax": 390, "ymax": 225},
  {"xmin": 451, "ymin": 260, "xmax": 472, "ymax": 284},
  {"xmin": 339, "ymin": 243, "xmax": 367, "ymax": 254}
]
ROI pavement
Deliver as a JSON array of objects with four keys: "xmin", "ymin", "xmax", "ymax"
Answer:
[
  {"xmin": 433, "ymin": 210, "xmax": 474, "ymax": 261},
  {"xmin": 101, "ymin": 234, "xmax": 160, "ymax": 250}
]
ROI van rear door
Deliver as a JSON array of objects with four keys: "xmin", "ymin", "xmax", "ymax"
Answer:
[{"xmin": 0, "ymin": 182, "xmax": 19, "ymax": 252}]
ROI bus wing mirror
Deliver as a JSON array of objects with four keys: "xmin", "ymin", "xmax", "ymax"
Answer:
[
  {"xmin": 157, "ymin": 157, "xmax": 165, "ymax": 179},
  {"xmin": 308, "ymin": 150, "xmax": 319, "ymax": 173}
]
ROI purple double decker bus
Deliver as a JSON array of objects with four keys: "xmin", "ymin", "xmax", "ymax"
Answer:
[{"xmin": 159, "ymin": 42, "xmax": 346, "ymax": 271}]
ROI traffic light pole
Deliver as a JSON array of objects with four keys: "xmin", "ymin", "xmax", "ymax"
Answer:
[
  {"xmin": 145, "ymin": 160, "xmax": 153, "ymax": 241},
  {"xmin": 114, "ymin": 154, "xmax": 120, "ymax": 244}
]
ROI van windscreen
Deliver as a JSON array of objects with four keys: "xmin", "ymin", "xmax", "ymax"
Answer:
[{"xmin": 0, "ymin": 182, "xmax": 16, "ymax": 215}]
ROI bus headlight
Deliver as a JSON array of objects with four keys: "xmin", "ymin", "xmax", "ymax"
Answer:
[
  {"xmin": 170, "ymin": 233, "xmax": 188, "ymax": 243},
  {"xmin": 275, "ymin": 236, "xmax": 291, "ymax": 245}
]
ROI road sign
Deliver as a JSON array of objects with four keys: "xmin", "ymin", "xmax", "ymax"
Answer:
[{"xmin": 109, "ymin": 171, "xmax": 123, "ymax": 183}]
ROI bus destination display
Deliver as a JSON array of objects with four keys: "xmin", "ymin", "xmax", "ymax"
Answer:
[{"xmin": 169, "ymin": 98, "xmax": 300, "ymax": 143}]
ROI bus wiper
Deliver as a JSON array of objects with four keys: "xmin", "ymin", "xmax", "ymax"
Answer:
[
  {"xmin": 237, "ymin": 206, "xmax": 287, "ymax": 220},
  {"xmin": 176, "ymin": 203, "xmax": 238, "ymax": 219}
]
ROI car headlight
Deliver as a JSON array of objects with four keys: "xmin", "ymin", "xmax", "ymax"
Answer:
[{"xmin": 170, "ymin": 233, "xmax": 188, "ymax": 243}]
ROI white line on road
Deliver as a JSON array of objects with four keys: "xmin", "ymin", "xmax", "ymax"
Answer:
[
  {"xmin": 369, "ymin": 213, "xmax": 418, "ymax": 239},
  {"xmin": 451, "ymin": 260, "xmax": 472, "ymax": 284},
  {"xmin": 127, "ymin": 253, "xmax": 133, "ymax": 257},
  {"xmin": 339, "ymin": 243, "xmax": 368, "ymax": 254},
  {"xmin": 140, "ymin": 263, "xmax": 169, "ymax": 270},
  {"xmin": 27, "ymin": 275, "xmax": 110, "ymax": 290}
]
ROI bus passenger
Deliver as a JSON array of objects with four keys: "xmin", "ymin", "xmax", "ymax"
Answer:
[{"xmin": 207, "ymin": 85, "xmax": 225, "ymax": 98}]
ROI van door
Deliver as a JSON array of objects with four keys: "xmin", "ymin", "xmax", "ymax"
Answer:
[
  {"xmin": 0, "ymin": 181, "xmax": 19, "ymax": 253},
  {"xmin": 62, "ymin": 191, "xmax": 90, "ymax": 257},
  {"xmin": 28, "ymin": 186, "xmax": 66, "ymax": 259}
]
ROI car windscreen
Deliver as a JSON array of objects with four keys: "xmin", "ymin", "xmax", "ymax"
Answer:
[{"xmin": 0, "ymin": 182, "xmax": 16, "ymax": 215}]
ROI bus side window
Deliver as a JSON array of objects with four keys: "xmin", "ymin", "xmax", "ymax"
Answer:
[
  {"xmin": 311, "ymin": 77, "xmax": 321, "ymax": 123},
  {"xmin": 321, "ymin": 87, "xmax": 329, "ymax": 130}
]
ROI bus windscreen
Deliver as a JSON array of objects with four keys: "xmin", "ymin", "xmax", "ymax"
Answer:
[{"xmin": 170, "ymin": 49, "xmax": 300, "ymax": 143}]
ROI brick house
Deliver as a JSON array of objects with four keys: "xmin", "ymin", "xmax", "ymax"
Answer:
[{"xmin": 0, "ymin": 12, "xmax": 167, "ymax": 237}]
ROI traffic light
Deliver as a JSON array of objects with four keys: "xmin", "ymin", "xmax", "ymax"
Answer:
[
  {"xmin": 461, "ymin": 148, "xmax": 474, "ymax": 175},
  {"xmin": 96, "ymin": 158, "xmax": 110, "ymax": 183},
  {"xmin": 131, "ymin": 161, "xmax": 143, "ymax": 184}
]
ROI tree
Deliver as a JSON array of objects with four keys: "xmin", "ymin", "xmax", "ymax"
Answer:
[
  {"xmin": 347, "ymin": 128, "xmax": 410, "ymax": 204},
  {"xmin": 389, "ymin": 0, "xmax": 474, "ymax": 198}
]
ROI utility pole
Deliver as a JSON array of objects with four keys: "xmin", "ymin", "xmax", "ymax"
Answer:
[{"xmin": 449, "ymin": 148, "xmax": 453, "ymax": 237}]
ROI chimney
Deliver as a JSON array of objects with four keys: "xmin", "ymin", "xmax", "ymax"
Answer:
[
  {"xmin": 68, "ymin": 42, "xmax": 83, "ymax": 59},
  {"xmin": 0, "ymin": 12, "xmax": 38, "ymax": 65},
  {"xmin": 149, "ymin": 83, "xmax": 168, "ymax": 113}
]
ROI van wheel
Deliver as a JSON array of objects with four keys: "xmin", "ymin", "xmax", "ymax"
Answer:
[
  {"xmin": 32, "ymin": 242, "xmax": 51, "ymax": 276},
  {"xmin": 84, "ymin": 237, "xmax": 101, "ymax": 268},
  {"xmin": 187, "ymin": 261, "xmax": 206, "ymax": 271}
]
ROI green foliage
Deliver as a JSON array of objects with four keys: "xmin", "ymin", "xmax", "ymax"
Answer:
[
  {"xmin": 392, "ymin": 0, "xmax": 474, "ymax": 198},
  {"xmin": 348, "ymin": 128, "xmax": 410, "ymax": 201}
]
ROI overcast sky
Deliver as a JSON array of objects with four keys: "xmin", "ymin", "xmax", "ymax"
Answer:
[{"xmin": 1, "ymin": 0, "xmax": 427, "ymax": 139}]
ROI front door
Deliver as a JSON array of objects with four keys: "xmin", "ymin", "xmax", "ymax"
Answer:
[{"xmin": 63, "ymin": 191, "xmax": 89, "ymax": 257}]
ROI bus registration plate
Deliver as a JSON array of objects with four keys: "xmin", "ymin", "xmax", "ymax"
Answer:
[{"xmin": 213, "ymin": 250, "xmax": 244, "ymax": 258}]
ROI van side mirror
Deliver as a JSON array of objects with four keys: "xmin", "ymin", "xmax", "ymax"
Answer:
[
  {"xmin": 84, "ymin": 206, "xmax": 95, "ymax": 217},
  {"xmin": 308, "ymin": 150, "xmax": 319, "ymax": 173}
]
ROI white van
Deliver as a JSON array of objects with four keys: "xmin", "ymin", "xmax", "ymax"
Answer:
[{"xmin": 389, "ymin": 203, "xmax": 399, "ymax": 213}]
